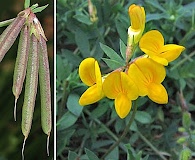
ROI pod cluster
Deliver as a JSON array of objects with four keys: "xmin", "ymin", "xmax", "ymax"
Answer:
[{"xmin": 0, "ymin": 8, "xmax": 52, "ymax": 158}]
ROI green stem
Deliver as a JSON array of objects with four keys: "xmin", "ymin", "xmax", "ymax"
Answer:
[
  {"xmin": 58, "ymin": 80, "xmax": 69, "ymax": 119},
  {"xmin": 100, "ymin": 101, "xmax": 137, "ymax": 160},
  {"xmin": 0, "ymin": 18, "xmax": 15, "ymax": 28},
  {"xmin": 84, "ymin": 109, "xmax": 118, "ymax": 141},
  {"xmin": 170, "ymin": 50, "xmax": 195, "ymax": 71},
  {"xmin": 137, "ymin": 130, "xmax": 167, "ymax": 160}
]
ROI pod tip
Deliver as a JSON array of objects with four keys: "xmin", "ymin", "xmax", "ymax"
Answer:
[
  {"xmin": 22, "ymin": 137, "xmax": 27, "ymax": 160},
  {"xmin": 47, "ymin": 133, "xmax": 50, "ymax": 156},
  {"xmin": 14, "ymin": 98, "xmax": 18, "ymax": 121}
]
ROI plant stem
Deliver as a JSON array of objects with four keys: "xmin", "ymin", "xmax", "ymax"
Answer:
[
  {"xmin": 137, "ymin": 130, "xmax": 167, "ymax": 160},
  {"xmin": 170, "ymin": 50, "xmax": 195, "ymax": 71},
  {"xmin": 100, "ymin": 101, "xmax": 137, "ymax": 160},
  {"xmin": 84, "ymin": 109, "xmax": 118, "ymax": 141},
  {"xmin": 0, "ymin": 18, "xmax": 15, "ymax": 27},
  {"xmin": 58, "ymin": 80, "xmax": 69, "ymax": 119}
]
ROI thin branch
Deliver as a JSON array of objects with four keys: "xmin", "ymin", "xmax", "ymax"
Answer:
[{"xmin": 100, "ymin": 101, "xmax": 137, "ymax": 160}]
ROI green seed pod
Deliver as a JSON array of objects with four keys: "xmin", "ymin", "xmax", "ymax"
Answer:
[
  {"xmin": 0, "ymin": 16, "xmax": 26, "ymax": 62},
  {"xmin": 21, "ymin": 34, "xmax": 39, "ymax": 158},
  {"xmin": 39, "ymin": 36, "xmax": 52, "ymax": 155},
  {"xmin": 12, "ymin": 25, "xmax": 30, "ymax": 121}
]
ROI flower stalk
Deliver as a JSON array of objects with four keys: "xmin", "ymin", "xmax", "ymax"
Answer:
[{"xmin": 101, "ymin": 101, "xmax": 138, "ymax": 159}]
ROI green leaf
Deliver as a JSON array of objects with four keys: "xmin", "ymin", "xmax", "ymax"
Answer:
[
  {"xmin": 179, "ymin": 78, "xmax": 186, "ymax": 90},
  {"xmin": 136, "ymin": 97, "xmax": 147, "ymax": 107},
  {"xmin": 102, "ymin": 58, "xmax": 123, "ymax": 70},
  {"xmin": 182, "ymin": 112, "xmax": 191, "ymax": 129},
  {"xmin": 183, "ymin": 2, "xmax": 195, "ymax": 10},
  {"xmin": 61, "ymin": 49, "xmax": 82, "ymax": 67},
  {"xmin": 24, "ymin": 0, "xmax": 30, "ymax": 9},
  {"xmin": 143, "ymin": 155, "xmax": 149, "ymax": 160},
  {"xmin": 120, "ymin": 39, "xmax": 126, "ymax": 61},
  {"xmin": 74, "ymin": 14, "xmax": 93, "ymax": 25},
  {"xmin": 115, "ymin": 19, "xmax": 128, "ymax": 43},
  {"xmin": 130, "ymin": 121, "xmax": 137, "ymax": 131},
  {"xmin": 179, "ymin": 61, "xmax": 195, "ymax": 78},
  {"xmin": 56, "ymin": 54, "xmax": 72, "ymax": 81},
  {"xmin": 56, "ymin": 55, "xmax": 66, "ymax": 81},
  {"xmin": 114, "ymin": 118, "xmax": 125, "ymax": 133},
  {"xmin": 105, "ymin": 146, "xmax": 119, "ymax": 160},
  {"xmin": 32, "ymin": 4, "xmax": 49, "ymax": 13},
  {"xmin": 125, "ymin": 144, "xmax": 135, "ymax": 160},
  {"xmin": 135, "ymin": 111, "xmax": 152, "ymax": 124},
  {"xmin": 67, "ymin": 93, "xmax": 83, "ymax": 117},
  {"xmin": 75, "ymin": 29, "xmax": 90, "ymax": 58},
  {"xmin": 146, "ymin": 13, "xmax": 168, "ymax": 22},
  {"xmin": 85, "ymin": 148, "xmax": 100, "ymax": 160},
  {"xmin": 145, "ymin": 0, "xmax": 166, "ymax": 12},
  {"xmin": 57, "ymin": 111, "xmax": 78, "ymax": 130},
  {"xmin": 135, "ymin": 151, "xmax": 142, "ymax": 160},
  {"xmin": 91, "ymin": 100, "xmax": 109, "ymax": 118},
  {"xmin": 100, "ymin": 43, "xmax": 125, "ymax": 65},
  {"xmin": 57, "ymin": 129, "xmax": 75, "ymax": 155},
  {"xmin": 157, "ymin": 107, "xmax": 164, "ymax": 122},
  {"xmin": 30, "ymin": 3, "xmax": 38, "ymax": 10},
  {"xmin": 68, "ymin": 151, "xmax": 79, "ymax": 160}
]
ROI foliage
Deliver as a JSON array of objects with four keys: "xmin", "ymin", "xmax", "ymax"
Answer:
[{"xmin": 57, "ymin": 0, "xmax": 195, "ymax": 159}]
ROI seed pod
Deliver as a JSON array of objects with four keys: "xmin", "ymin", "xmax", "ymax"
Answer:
[
  {"xmin": 39, "ymin": 36, "xmax": 52, "ymax": 156},
  {"xmin": 21, "ymin": 34, "xmax": 39, "ymax": 159},
  {"xmin": 0, "ymin": 15, "xmax": 25, "ymax": 62},
  {"xmin": 12, "ymin": 25, "xmax": 30, "ymax": 121}
]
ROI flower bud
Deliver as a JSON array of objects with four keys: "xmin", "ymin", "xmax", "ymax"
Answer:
[{"xmin": 127, "ymin": 4, "xmax": 145, "ymax": 46}]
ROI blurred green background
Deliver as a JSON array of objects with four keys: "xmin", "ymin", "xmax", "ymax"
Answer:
[
  {"xmin": 57, "ymin": 0, "xmax": 195, "ymax": 159},
  {"xmin": 0, "ymin": 0, "xmax": 54, "ymax": 159}
]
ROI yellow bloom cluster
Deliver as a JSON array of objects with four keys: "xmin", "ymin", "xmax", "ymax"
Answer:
[{"xmin": 78, "ymin": 4, "xmax": 185, "ymax": 119}]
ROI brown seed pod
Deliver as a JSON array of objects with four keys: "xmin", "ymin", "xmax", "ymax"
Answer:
[
  {"xmin": 0, "ymin": 8, "xmax": 31, "ymax": 62},
  {"xmin": 21, "ymin": 34, "xmax": 39, "ymax": 159},
  {"xmin": 12, "ymin": 25, "xmax": 30, "ymax": 121},
  {"xmin": 39, "ymin": 35, "xmax": 52, "ymax": 156}
]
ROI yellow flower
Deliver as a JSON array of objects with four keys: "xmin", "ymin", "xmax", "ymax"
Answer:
[
  {"xmin": 139, "ymin": 30, "xmax": 185, "ymax": 66},
  {"xmin": 128, "ymin": 57, "xmax": 168, "ymax": 104},
  {"xmin": 128, "ymin": 4, "xmax": 145, "ymax": 45},
  {"xmin": 103, "ymin": 72, "xmax": 138, "ymax": 118},
  {"xmin": 79, "ymin": 58, "xmax": 104, "ymax": 105}
]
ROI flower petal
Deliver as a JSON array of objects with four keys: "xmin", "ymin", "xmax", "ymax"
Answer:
[
  {"xmin": 102, "ymin": 72, "xmax": 122, "ymax": 99},
  {"xmin": 160, "ymin": 44, "xmax": 185, "ymax": 62},
  {"xmin": 128, "ymin": 58, "xmax": 166, "ymax": 96},
  {"xmin": 148, "ymin": 83, "xmax": 168, "ymax": 104},
  {"xmin": 139, "ymin": 30, "xmax": 164, "ymax": 56},
  {"xmin": 79, "ymin": 84, "xmax": 104, "ymax": 106},
  {"xmin": 79, "ymin": 58, "xmax": 96, "ymax": 86},
  {"xmin": 149, "ymin": 55, "xmax": 168, "ymax": 66},
  {"xmin": 115, "ymin": 93, "xmax": 132, "ymax": 119},
  {"xmin": 103, "ymin": 72, "xmax": 138, "ymax": 100},
  {"xmin": 134, "ymin": 58, "xmax": 166, "ymax": 84},
  {"xmin": 128, "ymin": 4, "xmax": 145, "ymax": 44},
  {"xmin": 120, "ymin": 72, "xmax": 138, "ymax": 100},
  {"xmin": 128, "ymin": 4, "xmax": 145, "ymax": 30},
  {"xmin": 128, "ymin": 60, "xmax": 148, "ymax": 96},
  {"xmin": 95, "ymin": 60, "xmax": 102, "ymax": 89}
]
